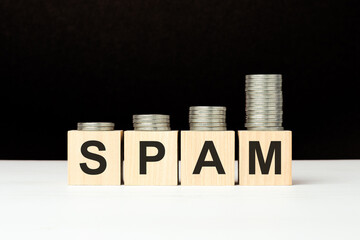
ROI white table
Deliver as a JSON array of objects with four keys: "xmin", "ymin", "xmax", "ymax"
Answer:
[{"xmin": 0, "ymin": 160, "xmax": 359, "ymax": 240}]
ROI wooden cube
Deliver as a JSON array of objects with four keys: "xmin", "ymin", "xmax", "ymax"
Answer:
[
  {"xmin": 238, "ymin": 131, "xmax": 292, "ymax": 186},
  {"xmin": 68, "ymin": 130, "xmax": 122, "ymax": 185},
  {"xmin": 123, "ymin": 131, "xmax": 178, "ymax": 185},
  {"xmin": 181, "ymin": 131, "xmax": 235, "ymax": 185}
]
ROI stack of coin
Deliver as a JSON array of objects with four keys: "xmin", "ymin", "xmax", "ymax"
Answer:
[
  {"xmin": 77, "ymin": 122, "xmax": 115, "ymax": 131},
  {"xmin": 189, "ymin": 106, "xmax": 227, "ymax": 131},
  {"xmin": 245, "ymin": 74, "xmax": 284, "ymax": 131},
  {"xmin": 133, "ymin": 114, "xmax": 171, "ymax": 131}
]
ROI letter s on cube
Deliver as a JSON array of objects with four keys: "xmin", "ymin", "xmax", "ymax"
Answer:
[{"xmin": 67, "ymin": 130, "xmax": 122, "ymax": 185}]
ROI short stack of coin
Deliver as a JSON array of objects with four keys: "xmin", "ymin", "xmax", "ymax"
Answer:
[
  {"xmin": 77, "ymin": 122, "xmax": 115, "ymax": 131},
  {"xmin": 245, "ymin": 74, "xmax": 284, "ymax": 131},
  {"xmin": 133, "ymin": 114, "xmax": 171, "ymax": 131},
  {"xmin": 189, "ymin": 106, "xmax": 227, "ymax": 131}
]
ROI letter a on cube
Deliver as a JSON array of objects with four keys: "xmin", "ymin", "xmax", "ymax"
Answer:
[{"xmin": 181, "ymin": 131, "xmax": 235, "ymax": 185}]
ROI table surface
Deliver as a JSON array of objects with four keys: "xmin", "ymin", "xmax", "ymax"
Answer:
[{"xmin": 0, "ymin": 160, "xmax": 359, "ymax": 240}]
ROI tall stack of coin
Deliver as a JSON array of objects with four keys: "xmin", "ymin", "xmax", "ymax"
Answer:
[
  {"xmin": 77, "ymin": 122, "xmax": 115, "ymax": 131},
  {"xmin": 133, "ymin": 114, "xmax": 171, "ymax": 131},
  {"xmin": 245, "ymin": 74, "xmax": 283, "ymax": 130},
  {"xmin": 189, "ymin": 106, "xmax": 227, "ymax": 131}
]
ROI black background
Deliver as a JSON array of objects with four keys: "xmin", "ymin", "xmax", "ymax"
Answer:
[{"xmin": 1, "ymin": 0, "xmax": 359, "ymax": 160}]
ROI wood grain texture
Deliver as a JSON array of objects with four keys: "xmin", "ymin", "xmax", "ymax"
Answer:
[
  {"xmin": 238, "ymin": 131, "xmax": 292, "ymax": 186},
  {"xmin": 181, "ymin": 131, "xmax": 235, "ymax": 185},
  {"xmin": 67, "ymin": 130, "xmax": 122, "ymax": 185},
  {"xmin": 123, "ymin": 131, "xmax": 178, "ymax": 186}
]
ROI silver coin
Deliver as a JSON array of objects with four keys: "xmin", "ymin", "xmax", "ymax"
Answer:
[
  {"xmin": 246, "ymin": 120, "xmax": 282, "ymax": 124},
  {"xmin": 246, "ymin": 92, "xmax": 283, "ymax": 98},
  {"xmin": 133, "ymin": 120, "xmax": 170, "ymax": 123},
  {"xmin": 133, "ymin": 122, "xmax": 170, "ymax": 125},
  {"xmin": 246, "ymin": 78, "xmax": 282, "ymax": 81},
  {"xmin": 246, "ymin": 93, "xmax": 282, "ymax": 96},
  {"xmin": 189, "ymin": 113, "xmax": 226, "ymax": 116},
  {"xmin": 246, "ymin": 84, "xmax": 282, "ymax": 87},
  {"xmin": 245, "ymin": 122, "xmax": 283, "ymax": 127},
  {"xmin": 190, "ymin": 106, "xmax": 226, "ymax": 111},
  {"xmin": 246, "ymin": 98, "xmax": 282, "ymax": 101},
  {"xmin": 190, "ymin": 122, "xmax": 226, "ymax": 125},
  {"xmin": 133, "ymin": 114, "xmax": 169, "ymax": 119},
  {"xmin": 246, "ymin": 117, "xmax": 283, "ymax": 120},
  {"xmin": 77, "ymin": 127, "xmax": 115, "ymax": 131},
  {"xmin": 246, "ymin": 89, "xmax": 282, "ymax": 92},
  {"xmin": 133, "ymin": 123, "xmax": 170, "ymax": 126},
  {"xmin": 246, "ymin": 121, "xmax": 283, "ymax": 125},
  {"xmin": 133, "ymin": 114, "xmax": 171, "ymax": 130},
  {"xmin": 246, "ymin": 83, "xmax": 282, "ymax": 86},
  {"xmin": 246, "ymin": 112, "xmax": 283, "ymax": 115},
  {"xmin": 190, "ymin": 122, "xmax": 226, "ymax": 126},
  {"xmin": 189, "ymin": 112, "xmax": 226, "ymax": 117},
  {"xmin": 189, "ymin": 106, "xmax": 227, "ymax": 131},
  {"xmin": 189, "ymin": 120, "xmax": 226, "ymax": 123},
  {"xmin": 189, "ymin": 113, "xmax": 226, "ymax": 117},
  {"xmin": 245, "ymin": 82, "xmax": 282, "ymax": 86},
  {"xmin": 77, "ymin": 122, "xmax": 115, "ymax": 131},
  {"xmin": 246, "ymin": 83, "xmax": 282, "ymax": 87},
  {"xmin": 246, "ymin": 97, "xmax": 283, "ymax": 100},
  {"xmin": 246, "ymin": 98, "xmax": 283, "ymax": 101},
  {"xmin": 133, "ymin": 118, "xmax": 170, "ymax": 121},
  {"xmin": 246, "ymin": 101, "xmax": 283, "ymax": 105},
  {"xmin": 246, "ymin": 91, "xmax": 282, "ymax": 94},
  {"xmin": 246, "ymin": 117, "xmax": 283, "ymax": 121},
  {"xmin": 245, "ymin": 116, "xmax": 283, "ymax": 120},
  {"xmin": 189, "ymin": 115, "xmax": 226, "ymax": 118},
  {"xmin": 190, "ymin": 127, "xmax": 227, "ymax": 131},
  {"xmin": 246, "ymin": 88, "xmax": 282, "ymax": 90},
  {"xmin": 189, "ymin": 121, "xmax": 226, "ymax": 123},
  {"xmin": 246, "ymin": 115, "xmax": 283, "ymax": 119},
  {"xmin": 246, "ymin": 93, "xmax": 283, "ymax": 97},
  {"xmin": 246, "ymin": 112, "xmax": 283, "ymax": 116},
  {"xmin": 246, "ymin": 109, "xmax": 283, "ymax": 112},
  {"xmin": 189, "ymin": 108, "xmax": 226, "ymax": 112},
  {"xmin": 246, "ymin": 105, "xmax": 283, "ymax": 108},
  {"xmin": 246, "ymin": 74, "xmax": 282, "ymax": 78},
  {"xmin": 246, "ymin": 115, "xmax": 282, "ymax": 118},
  {"xmin": 189, "ymin": 116, "xmax": 226, "ymax": 120},
  {"xmin": 134, "ymin": 127, "xmax": 171, "ymax": 131},
  {"xmin": 245, "ymin": 112, "xmax": 283, "ymax": 117},
  {"xmin": 245, "ymin": 79, "xmax": 282, "ymax": 83},
  {"xmin": 246, "ymin": 103, "xmax": 283, "ymax": 107},
  {"xmin": 245, "ymin": 74, "xmax": 282, "ymax": 79},
  {"xmin": 246, "ymin": 87, "xmax": 282, "ymax": 91},
  {"xmin": 246, "ymin": 99, "xmax": 283, "ymax": 103},
  {"xmin": 77, "ymin": 122, "xmax": 114, "ymax": 127},
  {"xmin": 189, "ymin": 118, "xmax": 226, "ymax": 121},
  {"xmin": 246, "ymin": 103, "xmax": 283, "ymax": 106},
  {"xmin": 246, "ymin": 127, "xmax": 284, "ymax": 131},
  {"xmin": 246, "ymin": 100, "xmax": 282, "ymax": 102},
  {"xmin": 133, "ymin": 114, "xmax": 169, "ymax": 117},
  {"xmin": 246, "ymin": 80, "xmax": 282, "ymax": 84},
  {"xmin": 246, "ymin": 76, "xmax": 282, "ymax": 80},
  {"xmin": 246, "ymin": 92, "xmax": 282, "ymax": 95},
  {"xmin": 245, "ymin": 80, "xmax": 282, "ymax": 84},
  {"xmin": 246, "ymin": 94, "xmax": 282, "ymax": 96},
  {"xmin": 133, "ymin": 120, "xmax": 170, "ymax": 124},
  {"xmin": 246, "ymin": 108, "xmax": 282, "ymax": 112}
]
